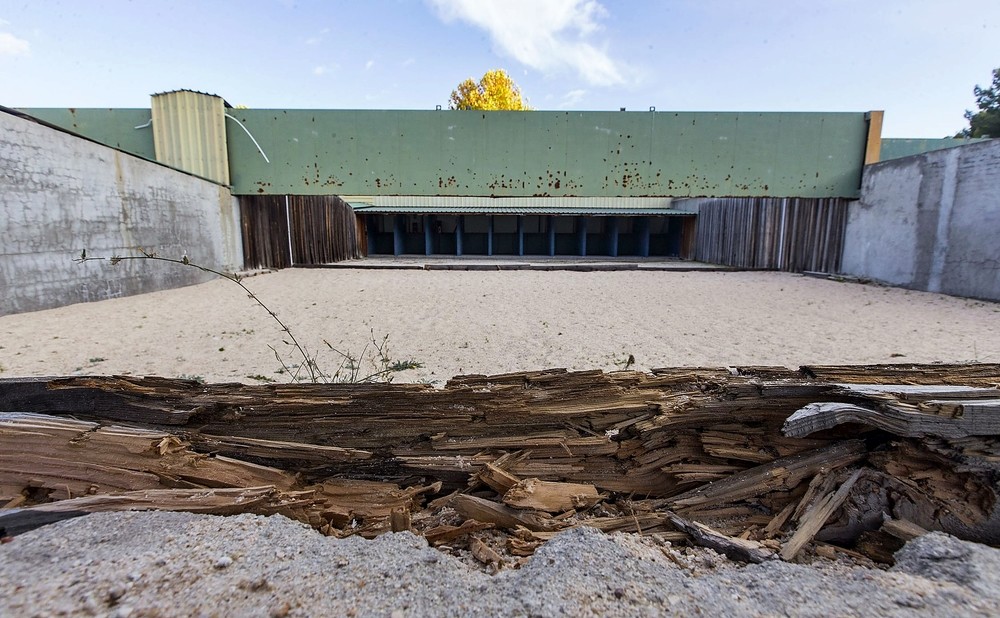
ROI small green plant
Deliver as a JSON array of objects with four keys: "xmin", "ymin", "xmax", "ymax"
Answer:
[
  {"xmin": 390, "ymin": 359, "xmax": 423, "ymax": 372},
  {"xmin": 177, "ymin": 374, "xmax": 205, "ymax": 383},
  {"xmin": 246, "ymin": 374, "xmax": 276, "ymax": 383},
  {"xmin": 88, "ymin": 357, "xmax": 106, "ymax": 363}
]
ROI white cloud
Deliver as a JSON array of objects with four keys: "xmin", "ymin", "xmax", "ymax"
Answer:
[
  {"xmin": 313, "ymin": 65, "xmax": 328, "ymax": 76},
  {"xmin": 401, "ymin": 57, "xmax": 416, "ymax": 67},
  {"xmin": 0, "ymin": 31, "xmax": 30, "ymax": 56},
  {"xmin": 365, "ymin": 59, "xmax": 375, "ymax": 70},
  {"xmin": 559, "ymin": 88, "xmax": 587, "ymax": 108},
  {"xmin": 427, "ymin": 0, "xmax": 628, "ymax": 86}
]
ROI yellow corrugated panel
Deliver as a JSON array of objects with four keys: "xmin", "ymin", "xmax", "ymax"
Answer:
[{"xmin": 151, "ymin": 90, "xmax": 229, "ymax": 185}]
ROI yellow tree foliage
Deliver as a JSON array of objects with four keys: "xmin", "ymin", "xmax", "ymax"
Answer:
[{"xmin": 449, "ymin": 69, "xmax": 531, "ymax": 111}]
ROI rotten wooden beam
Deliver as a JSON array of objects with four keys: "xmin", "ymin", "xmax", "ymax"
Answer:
[
  {"xmin": 451, "ymin": 494, "xmax": 566, "ymax": 533},
  {"xmin": 661, "ymin": 440, "xmax": 867, "ymax": 511},
  {"xmin": 502, "ymin": 478, "xmax": 601, "ymax": 513},
  {"xmin": 780, "ymin": 468, "xmax": 864, "ymax": 561},
  {"xmin": 664, "ymin": 510, "xmax": 776, "ymax": 563}
]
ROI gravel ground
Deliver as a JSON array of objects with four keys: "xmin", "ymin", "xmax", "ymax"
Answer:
[{"xmin": 2, "ymin": 511, "xmax": 997, "ymax": 617}]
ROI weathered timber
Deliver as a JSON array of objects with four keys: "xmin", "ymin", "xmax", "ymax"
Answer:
[
  {"xmin": 784, "ymin": 398, "xmax": 1000, "ymax": 439},
  {"xmin": 2, "ymin": 365, "xmax": 1000, "ymax": 562},
  {"xmin": 882, "ymin": 517, "xmax": 930, "ymax": 542},
  {"xmin": 801, "ymin": 364, "xmax": 1000, "ymax": 385},
  {"xmin": 475, "ymin": 462, "xmax": 522, "ymax": 494},
  {"xmin": 660, "ymin": 440, "xmax": 867, "ymax": 511},
  {"xmin": 0, "ymin": 508, "xmax": 90, "ymax": 537},
  {"xmin": 423, "ymin": 519, "xmax": 495, "ymax": 545},
  {"xmin": 8, "ymin": 486, "xmax": 310, "ymax": 516},
  {"xmin": 665, "ymin": 510, "xmax": 776, "ymax": 563},
  {"xmin": 469, "ymin": 536, "xmax": 504, "ymax": 567},
  {"xmin": 390, "ymin": 507, "xmax": 412, "ymax": 532},
  {"xmin": 0, "ymin": 413, "xmax": 297, "ymax": 500},
  {"xmin": 502, "ymin": 478, "xmax": 601, "ymax": 513},
  {"xmin": 0, "ymin": 371, "xmax": 846, "ymax": 497},
  {"xmin": 762, "ymin": 501, "xmax": 797, "ymax": 539},
  {"xmin": 869, "ymin": 439, "xmax": 997, "ymax": 529},
  {"xmin": 450, "ymin": 494, "xmax": 566, "ymax": 533},
  {"xmin": 781, "ymin": 468, "xmax": 863, "ymax": 560},
  {"xmin": 0, "ymin": 487, "xmax": 315, "ymax": 536}
]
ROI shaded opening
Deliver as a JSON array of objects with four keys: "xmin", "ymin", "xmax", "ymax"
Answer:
[
  {"xmin": 462, "ymin": 215, "xmax": 489, "ymax": 255},
  {"xmin": 492, "ymin": 216, "xmax": 518, "ymax": 255},
  {"xmin": 363, "ymin": 212, "xmax": 693, "ymax": 258},
  {"xmin": 523, "ymin": 216, "xmax": 549, "ymax": 255},
  {"xmin": 650, "ymin": 217, "xmax": 683, "ymax": 257}
]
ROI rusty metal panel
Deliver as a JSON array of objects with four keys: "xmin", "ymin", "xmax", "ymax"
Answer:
[
  {"xmin": 16, "ymin": 108, "xmax": 157, "ymax": 160},
  {"xmin": 19, "ymin": 106, "xmax": 873, "ymax": 199},
  {"xmin": 151, "ymin": 90, "xmax": 229, "ymax": 185},
  {"xmin": 880, "ymin": 137, "xmax": 992, "ymax": 160},
  {"xmin": 226, "ymin": 110, "xmax": 870, "ymax": 198}
]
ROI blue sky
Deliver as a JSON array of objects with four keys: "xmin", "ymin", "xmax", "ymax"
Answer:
[{"xmin": 2, "ymin": 0, "xmax": 998, "ymax": 137}]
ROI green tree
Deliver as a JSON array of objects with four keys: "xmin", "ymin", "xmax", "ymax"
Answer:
[
  {"xmin": 449, "ymin": 69, "xmax": 531, "ymax": 111},
  {"xmin": 956, "ymin": 67, "xmax": 1000, "ymax": 138}
]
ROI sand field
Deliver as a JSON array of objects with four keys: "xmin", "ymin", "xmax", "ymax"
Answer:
[{"xmin": 1, "ymin": 267, "xmax": 997, "ymax": 384}]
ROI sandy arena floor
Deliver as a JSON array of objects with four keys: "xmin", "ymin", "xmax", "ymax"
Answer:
[{"xmin": 1, "ymin": 268, "xmax": 997, "ymax": 384}]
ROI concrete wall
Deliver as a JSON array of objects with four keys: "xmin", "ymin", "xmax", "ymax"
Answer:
[
  {"xmin": 0, "ymin": 110, "xmax": 243, "ymax": 315},
  {"xmin": 842, "ymin": 140, "xmax": 1000, "ymax": 301}
]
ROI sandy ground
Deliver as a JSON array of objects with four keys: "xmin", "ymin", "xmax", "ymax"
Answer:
[
  {"xmin": 3, "ymin": 271, "xmax": 1000, "ymax": 616},
  {"xmin": 1, "ymin": 268, "xmax": 998, "ymax": 384},
  {"xmin": 0, "ymin": 269, "xmax": 1000, "ymax": 383}
]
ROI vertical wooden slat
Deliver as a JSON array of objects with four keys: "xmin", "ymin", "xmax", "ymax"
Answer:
[
  {"xmin": 693, "ymin": 197, "xmax": 849, "ymax": 273},
  {"xmin": 238, "ymin": 195, "xmax": 361, "ymax": 269}
]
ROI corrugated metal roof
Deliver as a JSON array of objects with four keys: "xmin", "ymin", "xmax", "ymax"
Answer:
[
  {"xmin": 350, "ymin": 204, "xmax": 693, "ymax": 216},
  {"xmin": 151, "ymin": 90, "xmax": 230, "ymax": 185},
  {"xmin": 349, "ymin": 195, "xmax": 692, "ymax": 215},
  {"xmin": 151, "ymin": 89, "xmax": 232, "ymax": 108},
  {"xmin": 371, "ymin": 196, "xmax": 675, "ymax": 209}
]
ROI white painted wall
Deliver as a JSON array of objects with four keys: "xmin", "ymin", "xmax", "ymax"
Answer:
[
  {"xmin": 0, "ymin": 110, "xmax": 243, "ymax": 315},
  {"xmin": 841, "ymin": 140, "xmax": 1000, "ymax": 302}
]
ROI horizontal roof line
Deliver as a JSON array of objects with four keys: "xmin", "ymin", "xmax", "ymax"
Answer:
[{"xmin": 349, "ymin": 204, "xmax": 694, "ymax": 216}]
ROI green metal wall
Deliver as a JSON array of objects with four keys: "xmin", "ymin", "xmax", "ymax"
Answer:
[
  {"xmin": 19, "ymin": 108, "xmax": 156, "ymax": 160},
  {"xmin": 880, "ymin": 137, "xmax": 992, "ymax": 161},
  {"xmin": 20, "ymin": 108, "xmax": 872, "ymax": 198},
  {"xmin": 226, "ymin": 110, "xmax": 869, "ymax": 198}
]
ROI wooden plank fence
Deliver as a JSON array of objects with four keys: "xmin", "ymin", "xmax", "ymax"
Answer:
[
  {"xmin": 240, "ymin": 195, "xmax": 364, "ymax": 270},
  {"xmin": 694, "ymin": 198, "xmax": 849, "ymax": 272}
]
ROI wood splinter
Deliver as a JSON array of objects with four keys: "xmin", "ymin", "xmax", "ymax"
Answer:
[{"xmin": 780, "ymin": 468, "xmax": 863, "ymax": 561}]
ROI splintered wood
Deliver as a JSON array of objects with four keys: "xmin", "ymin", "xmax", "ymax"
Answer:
[{"xmin": 2, "ymin": 363, "xmax": 999, "ymax": 565}]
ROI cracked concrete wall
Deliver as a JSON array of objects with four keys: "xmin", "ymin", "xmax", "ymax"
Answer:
[
  {"xmin": 0, "ymin": 111, "xmax": 243, "ymax": 315},
  {"xmin": 842, "ymin": 139, "xmax": 1000, "ymax": 301}
]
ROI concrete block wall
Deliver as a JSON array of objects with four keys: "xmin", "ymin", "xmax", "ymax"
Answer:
[
  {"xmin": 841, "ymin": 139, "xmax": 1000, "ymax": 302},
  {"xmin": 0, "ymin": 110, "xmax": 243, "ymax": 315}
]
